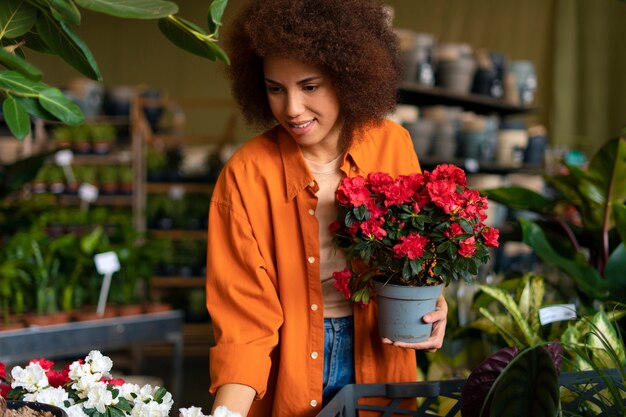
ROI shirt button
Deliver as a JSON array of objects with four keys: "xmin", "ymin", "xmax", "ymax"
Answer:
[
  {"xmin": 310, "ymin": 304, "xmax": 318, "ymax": 311},
  {"xmin": 310, "ymin": 400, "xmax": 318, "ymax": 407},
  {"xmin": 352, "ymin": 166, "xmax": 357, "ymax": 172},
  {"xmin": 308, "ymin": 209, "xmax": 315, "ymax": 215},
  {"xmin": 307, "ymin": 257, "xmax": 315, "ymax": 264},
  {"xmin": 308, "ymin": 181, "xmax": 315, "ymax": 187},
  {"xmin": 311, "ymin": 351, "xmax": 319, "ymax": 359}
]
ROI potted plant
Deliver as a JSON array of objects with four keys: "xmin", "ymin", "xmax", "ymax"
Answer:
[
  {"xmin": 89, "ymin": 123, "xmax": 117, "ymax": 154},
  {"xmin": 50, "ymin": 125, "xmax": 73, "ymax": 150},
  {"xmin": 483, "ymin": 136, "xmax": 626, "ymax": 305},
  {"xmin": 98, "ymin": 165, "xmax": 119, "ymax": 195},
  {"xmin": 70, "ymin": 125, "xmax": 92, "ymax": 154},
  {"xmin": 330, "ymin": 164, "xmax": 500, "ymax": 342},
  {"xmin": 118, "ymin": 166, "xmax": 134, "ymax": 194}
]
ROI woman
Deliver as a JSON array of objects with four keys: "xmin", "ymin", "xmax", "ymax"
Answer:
[{"xmin": 206, "ymin": 1, "xmax": 448, "ymax": 416}]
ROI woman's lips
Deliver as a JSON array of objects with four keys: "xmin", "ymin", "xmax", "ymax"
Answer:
[{"xmin": 287, "ymin": 119, "xmax": 315, "ymax": 136}]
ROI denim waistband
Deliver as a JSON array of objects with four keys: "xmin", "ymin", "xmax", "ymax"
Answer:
[{"xmin": 324, "ymin": 316, "xmax": 354, "ymax": 331}]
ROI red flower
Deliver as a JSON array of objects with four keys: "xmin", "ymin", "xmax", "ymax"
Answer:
[
  {"xmin": 30, "ymin": 358, "xmax": 55, "ymax": 371},
  {"xmin": 332, "ymin": 268, "xmax": 353, "ymax": 300},
  {"xmin": 336, "ymin": 176, "xmax": 371, "ymax": 207},
  {"xmin": 427, "ymin": 180, "xmax": 463, "ymax": 214},
  {"xmin": 482, "ymin": 227, "xmax": 500, "ymax": 247},
  {"xmin": 101, "ymin": 377, "xmax": 125, "ymax": 386},
  {"xmin": 48, "ymin": 369, "xmax": 70, "ymax": 388},
  {"xmin": 0, "ymin": 383, "xmax": 9, "ymax": 398},
  {"xmin": 445, "ymin": 223, "xmax": 465, "ymax": 238},
  {"xmin": 0, "ymin": 362, "xmax": 5, "ymax": 380},
  {"xmin": 431, "ymin": 164, "xmax": 467, "ymax": 187},
  {"xmin": 360, "ymin": 218, "xmax": 387, "ymax": 240},
  {"xmin": 393, "ymin": 233, "xmax": 429, "ymax": 260},
  {"xmin": 329, "ymin": 220, "xmax": 342, "ymax": 234},
  {"xmin": 367, "ymin": 172, "xmax": 394, "ymax": 193},
  {"xmin": 459, "ymin": 236, "xmax": 477, "ymax": 257}
]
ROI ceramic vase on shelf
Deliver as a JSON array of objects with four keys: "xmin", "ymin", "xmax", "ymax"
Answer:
[{"xmin": 372, "ymin": 280, "xmax": 443, "ymax": 343}]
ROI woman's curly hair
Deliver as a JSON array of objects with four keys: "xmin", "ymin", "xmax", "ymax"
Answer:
[{"xmin": 225, "ymin": 0, "xmax": 402, "ymax": 148}]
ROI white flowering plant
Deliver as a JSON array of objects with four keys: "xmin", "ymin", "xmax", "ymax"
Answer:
[{"xmin": 0, "ymin": 351, "xmax": 241, "ymax": 417}]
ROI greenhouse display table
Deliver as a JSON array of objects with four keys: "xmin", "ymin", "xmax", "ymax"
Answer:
[{"xmin": 0, "ymin": 310, "xmax": 184, "ymax": 398}]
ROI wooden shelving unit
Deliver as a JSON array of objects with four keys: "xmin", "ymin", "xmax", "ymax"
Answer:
[{"xmin": 398, "ymin": 82, "xmax": 538, "ymax": 116}]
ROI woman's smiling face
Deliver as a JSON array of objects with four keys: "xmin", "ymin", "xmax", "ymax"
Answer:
[{"xmin": 263, "ymin": 56, "xmax": 343, "ymax": 163}]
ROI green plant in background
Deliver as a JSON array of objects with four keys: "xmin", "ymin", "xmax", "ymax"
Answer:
[
  {"xmin": 0, "ymin": 248, "xmax": 30, "ymax": 324},
  {"xmin": 0, "ymin": 0, "xmax": 229, "ymax": 140},
  {"xmin": 485, "ymin": 136, "xmax": 626, "ymax": 305}
]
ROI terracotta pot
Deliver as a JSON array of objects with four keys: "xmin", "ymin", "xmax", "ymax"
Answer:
[
  {"xmin": 0, "ymin": 320, "xmax": 25, "ymax": 332},
  {"xmin": 73, "ymin": 306, "xmax": 117, "ymax": 322},
  {"xmin": 116, "ymin": 304, "xmax": 144, "ymax": 317},
  {"xmin": 144, "ymin": 303, "xmax": 173, "ymax": 313},
  {"xmin": 23, "ymin": 311, "xmax": 72, "ymax": 327}
]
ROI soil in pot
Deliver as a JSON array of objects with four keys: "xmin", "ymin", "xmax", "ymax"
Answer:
[{"xmin": 2, "ymin": 399, "xmax": 67, "ymax": 417}]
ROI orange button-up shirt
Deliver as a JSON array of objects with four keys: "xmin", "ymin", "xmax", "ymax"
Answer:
[{"xmin": 206, "ymin": 120, "xmax": 421, "ymax": 417}]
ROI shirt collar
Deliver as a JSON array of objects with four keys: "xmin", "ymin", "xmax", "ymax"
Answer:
[
  {"xmin": 278, "ymin": 127, "xmax": 317, "ymax": 200},
  {"xmin": 278, "ymin": 124, "xmax": 374, "ymax": 200}
]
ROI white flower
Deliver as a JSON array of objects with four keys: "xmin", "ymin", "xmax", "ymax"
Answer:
[
  {"xmin": 68, "ymin": 361, "xmax": 91, "ymax": 381},
  {"xmin": 85, "ymin": 351, "xmax": 113, "ymax": 377},
  {"xmin": 23, "ymin": 387, "xmax": 69, "ymax": 406},
  {"xmin": 72, "ymin": 373, "xmax": 103, "ymax": 398},
  {"xmin": 117, "ymin": 382, "xmax": 141, "ymax": 401},
  {"xmin": 211, "ymin": 406, "xmax": 242, "ymax": 417},
  {"xmin": 11, "ymin": 363, "xmax": 49, "ymax": 392},
  {"xmin": 131, "ymin": 401, "xmax": 170, "ymax": 417},
  {"xmin": 65, "ymin": 404, "xmax": 89, "ymax": 417},
  {"xmin": 179, "ymin": 406, "xmax": 207, "ymax": 417},
  {"xmin": 84, "ymin": 381, "xmax": 117, "ymax": 413}
]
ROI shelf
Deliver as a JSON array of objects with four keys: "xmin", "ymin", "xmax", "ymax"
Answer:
[
  {"xmin": 67, "ymin": 151, "xmax": 132, "ymax": 165},
  {"xmin": 398, "ymin": 82, "xmax": 537, "ymax": 116},
  {"xmin": 419, "ymin": 158, "xmax": 543, "ymax": 175},
  {"xmin": 152, "ymin": 276, "xmax": 205, "ymax": 288},
  {"xmin": 146, "ymin": 182, "xmax": 214, "ymax": 194},
  {"xmin": 149, "ymin": 229, "xmax": 207, "ymax": 239},
  {"xmin": 58, "ymin": 194, "xmax": 133, "ymax": 206}
]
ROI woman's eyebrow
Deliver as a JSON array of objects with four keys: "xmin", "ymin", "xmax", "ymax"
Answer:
[{"xmin": 264, "ymin": 76, "xmax": 322, "ymax": 85}]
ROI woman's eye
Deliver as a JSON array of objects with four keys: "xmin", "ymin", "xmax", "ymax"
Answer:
[
  {"xmin": 303, "ymin": 85, "xmax": 319, "ymax": 92},
  {"xmin": 266, "ymin": 85, "xmax": 282, "ymax": 94}
]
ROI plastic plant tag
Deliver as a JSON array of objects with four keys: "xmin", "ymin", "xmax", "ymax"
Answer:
[
  {"xmin": 169, "ymin": 185, "xmax": 185, "ymax": 200},
  {"xmin": 78, "ymin": 183, "xmax": 99, "ymax": 207},
  {"xmin": 55, "ymin": 149, "xmax": 74, "ymax": 166},
  {"xmin": 95, "ymin": 251, "xmax": 121, "ymax": 275},
  {"xmin": 95, "ymin": 251, "xmax": 121, "ymax": 316},
  {"xmin": 539, "ymin": 304, "xmax": 577, "ymax": 325}
]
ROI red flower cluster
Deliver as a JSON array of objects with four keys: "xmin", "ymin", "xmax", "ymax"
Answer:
[{"xmin": 331, "ymin": 164, "xmax": 499, "ymax": 305}]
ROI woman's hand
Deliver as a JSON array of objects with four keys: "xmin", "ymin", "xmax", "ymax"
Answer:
[{"xmin": 382, "ymin": 290, "xmax": 448, "ymax": 352}]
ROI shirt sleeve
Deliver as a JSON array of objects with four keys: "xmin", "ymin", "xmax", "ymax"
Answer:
[{"xmin": 206, "ymin": 168, "xmax": 284, "ymax": 399}]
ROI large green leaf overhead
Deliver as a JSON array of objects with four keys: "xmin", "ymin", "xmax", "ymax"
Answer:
[
  {"xmin": 35, "ymin": 13, "xmax": 101, "ymax": 80},
  {"xmin": 2, "ymin": 96, "xmax": 30, "ymax": 140},
  {"xmin": 49, "ymin": 0, "xmax": 82, "ymax": 25},
  {"xmin": 0, "ymin": 47, "xmax": 42, "ymax": 80},
  {"xmin": 73, "ymin": 0, "xmax": 178, "ymax": 19},
  {"xmin": 158, "ymin": 15, "xmax": 230, "ymax": 64},
  {"xmin": 0, "ymin": 0, "xmax": 37, "ymax": 39}
]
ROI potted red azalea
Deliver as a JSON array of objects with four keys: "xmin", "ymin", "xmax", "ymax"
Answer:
[{"xmin": 330, "ymin": 164, "xmax": 500, "ymax": 342}]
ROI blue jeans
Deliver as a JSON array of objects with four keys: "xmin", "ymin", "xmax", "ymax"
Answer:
[{"xmin": 323, "ymin": 316, "xmax": 356, "ymax": 404}]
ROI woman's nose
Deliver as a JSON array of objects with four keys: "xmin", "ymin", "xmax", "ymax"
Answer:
[{"xmin": 285, "ymin": 91, "xmax": 304, "ymax": 117}]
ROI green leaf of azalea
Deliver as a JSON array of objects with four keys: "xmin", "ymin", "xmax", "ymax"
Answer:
[
  {"xmin": 2, "ymin": 96, "xmax": 31, "ymax": 139},
  {"xmin": 38, "ymin": 88, "xmax": 84, "ymax": 125},
  {"xmin": 49, "ymin": 0, "xmax": 82, "ymax": 25},
  {"xmin": 0, "ymin": 47, "xmax": 42, "ymax": 80},
  {"xmin": 0, "ymin": 0, "xmax": 37, "ymax": 39},
  {"xmin": 74, "ymin": 0, "xmax": 178, "ymax": 19},
  {"xmin": 36, "ymin": 13, "xmax": 101, "ymax": 80}
]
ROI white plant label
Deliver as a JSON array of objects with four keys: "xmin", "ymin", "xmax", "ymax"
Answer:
[
  {"xmin": 79, "ymin": 183, "xmax": 99, "ymax": 203},
  {"xmin": 95, "ymin": 251, "xmax": 121, "ymax": 275},
  {"xmin": 539, "ymin": 304, "xmax": 577, "ymax": 325},
  {"xmin": 95, "ymin": 251, "xmax": 120, "ymax": 317},
  {"xmin": 168, "ymin": 185, "xmax": 185, "ymax": 200},
  {"xmin": 55, "ymin": 149, "xmax": 74, "ymax": 166}
]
